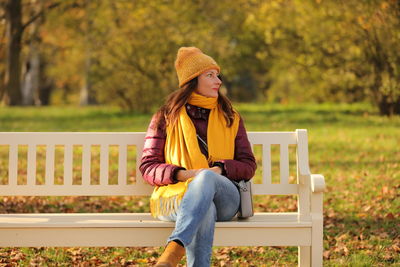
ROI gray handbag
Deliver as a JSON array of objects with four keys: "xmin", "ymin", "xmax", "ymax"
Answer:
[{"xmin": 232, "ymin": 180, "xmax": 254, "ymax": 219}]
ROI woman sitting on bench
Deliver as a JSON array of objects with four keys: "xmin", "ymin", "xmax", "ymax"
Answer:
[{"xmin": 140, "ymin": 47, "xmax": 256, "ymax": 267}]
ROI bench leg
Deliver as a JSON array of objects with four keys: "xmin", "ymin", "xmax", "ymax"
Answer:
[
  {"xmin": 311, "ymin": 191, "xmax": 324, "ymax": 267},
  {"xmin": 311, "ymin": 219, "xmax": 324, "ymax": 267},
  {"xmin": 298, "ymin": 246, "xmax": 310, "ymax": 267}
]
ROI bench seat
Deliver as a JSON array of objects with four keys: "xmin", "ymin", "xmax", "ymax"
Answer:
[{"xmin": 0, "ymin": 213, "xmax": 312, "ymax": 247}]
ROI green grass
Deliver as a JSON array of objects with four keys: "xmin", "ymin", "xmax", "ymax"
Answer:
[
  {"xmin": 0, "ymin": 102, "xmax": 399, "ymax": 266},
  {"xmin": 0, "ymin": 105, "xmax": 151, "ymax": 132}
]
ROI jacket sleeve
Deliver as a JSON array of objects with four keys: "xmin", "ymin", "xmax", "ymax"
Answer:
[
  {"xmin": 217, "ymin": 116, "xmax": 256, "ymax": 181},
  {"xmin": 139, "ymin": 114, "xmax": 185, "ymax": 186}
]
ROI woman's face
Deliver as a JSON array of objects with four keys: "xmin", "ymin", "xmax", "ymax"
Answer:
[{"xmin": 195, "ymin": 69, "xmax": 222, "ymax": 98}]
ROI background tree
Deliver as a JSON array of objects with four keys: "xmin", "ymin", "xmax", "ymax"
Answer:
[
  {"xmin": 0, "ymin": 2, "xmax": 6, "ymax": 102},
  {"xmin": 2, "ymin": 0, "xmax": 61, "ymax": 106},
  {"xmin": 4, "ymin": 0, "xmax": 23, "ymax": 105},
  {"xmin": 1, "ymin": 0, "xmax": 399, "ymax": 115},
  {"xmin": 240, "ymin": 0, "xmax": 399, "ymax": 115}
]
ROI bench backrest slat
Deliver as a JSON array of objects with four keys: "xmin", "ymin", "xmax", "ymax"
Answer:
[
  {"xmin": 100, "ymin": 144, "xmax": 109, "ymax": 186},
  {"xmin": 118, "ymin": 145, "xmax": 127, "ymax": 186},
  {"xmin": 45, "ymin": 144, "xmax": 55, "ymax": 186},
  {"xmin": 262, "ymin": 144, "xmax": 271, "ymax": 185},
  {"xmin": 82, "ymin": 144, "xmax": 90, "ymax": 186},
  {"xmin": 8, "ymin": 144, "xmax": 18, "ymax": 186},
  {"xmin": 0, "ymin": 131, "xmax": 308, "ymax": 197},
  {"xmin": 64, "ymin": 144, "xmax": 73, "ymax": 185},
  {"xmin": 280, "ymin": 145, "xmax": 289, "ymax": 185},
  {"xmin": 27, "ymin": 144, "xmax": 36, "ymax": 186}
]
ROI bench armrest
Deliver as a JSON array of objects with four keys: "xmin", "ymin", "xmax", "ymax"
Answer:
[
  {"xmin": 296, "ymin": 130, "xmax": 326, "ymax": 193},
  {"xmin": 311, "ymin": 174, "xmax": 325, "ymax": 193}
]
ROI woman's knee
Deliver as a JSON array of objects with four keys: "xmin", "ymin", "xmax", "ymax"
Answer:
[
  {"xmin": 192, "ymin": 169, "xmax": 219, "ymax": 187},
  {"xmin": 196, "ymin": 169, "xmax": 220, "ymax": 181}
]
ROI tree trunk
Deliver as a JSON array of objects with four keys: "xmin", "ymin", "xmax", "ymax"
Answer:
[
  {"xmin": 38, "ymin": 59, "xmax": 53, "ymax": 105},
  {"xmin": 4, "ymin": 0, "xmax": 23, "ymax": 105},
  {"xmin": 22, "ymin": 0, "xmax": 43, "ymax": 106},
  {"xmin": 377, "ymin": 96, "xmax": 400, "ymax": 116},
  {"xmin": 22, "ymin": 44, "xmax": 41, "ymax": 105},
  {"xmin": 79, "ymin": 53, "xmax": 97, "ymax": 105},
  {"xmin": 79, "ymin": 0, "xmax": 97, "ymax": 106}
]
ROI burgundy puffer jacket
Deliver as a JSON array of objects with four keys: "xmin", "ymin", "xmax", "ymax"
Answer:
[{"xmin": 140, "ymin": 104, "xmax": 256, "ymax": 186}]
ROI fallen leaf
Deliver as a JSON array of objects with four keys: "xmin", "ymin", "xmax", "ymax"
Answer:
[
  {"xmin": 385, "ymin": 213, "xmax": 394, "ymax": 219},
  {"xmin": 323, "ymin": 250, "xmax": 330, "ymax": 259}
]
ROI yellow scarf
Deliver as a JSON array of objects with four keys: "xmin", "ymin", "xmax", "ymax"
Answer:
[{"xmin": 150, "ymin": 92, "xmax": 239, "ymax": 217}]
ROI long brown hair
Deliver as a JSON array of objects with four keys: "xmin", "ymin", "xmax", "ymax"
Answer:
[{"xmin": 153, "ymin": 75, "xmax": 236, "ymax": 129}]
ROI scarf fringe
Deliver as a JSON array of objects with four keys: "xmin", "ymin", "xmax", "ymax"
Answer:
[{"xmin": 150, "ymin": 191, "xmax": 185, "ymax": 218}]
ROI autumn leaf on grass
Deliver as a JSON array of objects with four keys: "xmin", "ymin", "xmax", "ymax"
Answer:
[
  {"xmin": 215, "ymin": 253, "xmax": 230, "ymax": 261},
  {"xmin": 136, "ymin": 258, "xmax": 149, "ymax": 264},
  {"xmin": 334, "ymin": 244, "xmax": 349, "ymax": 256},
  {"xmin": 323, "ymin": 250, "xmax": 330, "ymax": 259},
  {"xmin": 385, "ymin": 212, "xmax": 395, "ymax": 219}
]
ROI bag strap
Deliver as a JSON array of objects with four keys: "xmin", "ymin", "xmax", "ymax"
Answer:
[
  {"xmin": 232, "ymin": 180, "xmax": 250, "ymax": 192},
  {"xmin": 196, "ymin": 134, "xmax": 208, "ymax": 153}
]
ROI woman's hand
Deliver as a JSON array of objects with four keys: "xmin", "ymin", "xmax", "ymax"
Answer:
[
  {"xmin": 176, "ymin": 166, "xmax": 222, "ymax": 182},
  {"xmin": 176, "ymin": 169, "xmax": 204, "ymax": 182}
]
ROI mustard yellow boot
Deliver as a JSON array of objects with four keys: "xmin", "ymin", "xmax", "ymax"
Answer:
[{"xmin": 155, "ymin": 241, "xmax": 185, "ymax": 267}]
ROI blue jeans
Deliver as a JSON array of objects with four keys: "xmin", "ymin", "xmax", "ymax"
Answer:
[{"xmin": 158, "ymin": 170, "xmax": 240, "ymax": 267}]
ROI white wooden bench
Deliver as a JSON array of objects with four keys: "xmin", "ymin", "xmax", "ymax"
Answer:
[{"xmin": 0, "ymin": 129, "xmax": 325, "ymax": 266}]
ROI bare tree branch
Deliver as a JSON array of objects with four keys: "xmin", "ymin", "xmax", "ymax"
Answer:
[
  {"xmin": 22, "ymin": 1, "xmax": 85, "ymax": 32},
  {"xmin": 21, "ymin": 2, "xmax": 61, "ymax": 31}
]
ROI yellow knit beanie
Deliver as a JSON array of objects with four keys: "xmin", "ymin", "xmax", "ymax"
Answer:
[{"xmin": 175, "ymin": 47, "xmax": 220, "ymax": 87}]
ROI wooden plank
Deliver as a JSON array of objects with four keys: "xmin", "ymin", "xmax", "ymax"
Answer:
[
  {"xmin": 118, "ymin": 145, "xmax": 127, "ymax": 186},
  {"xmin": 63, "ymin": 145, "xmax": 73, "ymax": 185},
  {"xmin": 299, "ymin": 246, "xmax": 311, "ymax": 266},
  {"xmin": 0, "ymin": 213, "xmax": 312, "ymax": 247},
  {"xmin": 0, "ymin": 227, "xmax": 311, "ymax": 247},
  {"xmin": 8, "ymin": 145, "xmax": 18, "ymax": 186},
  {"xmin": 280, "ymin": 144, "xmax": 289, "ymax": 184},
  {"xmin": 45, "ymin": 144, "xmax": 55, "ymax": 186},
  {"xmin": 252, "ymin": 184, "xmax": 298, "ymax": 195},
  {"xmin": 311, "ymin": 192, "xmax": 324, "ymax": 267},
  {"xmin": 82, "ymin": 144, "xmax": 91, "ymax": 186},
  {"xmin": 296, "ymin": 130, "xmax": 311, "ymax": 220},
  {"xmin": 262, "ymin": 144, "xmax": 271, "ymax": 185},
  {"xmin": 27, "ymin": 145, "xmax": 36, "ymax": 186},
  {"xmin": 0, "ymin": 183, "xmax": 299, "ymax": 196},
  {"xmin": 0, "ymin": 212, "xmax": 311, "ymax": 227},
  {"xmin": 296, "ymin": 129, "xmax": 310, "ymax": 176},
  {"xmin": 136, "ymin": 138, "xmax": 145, "ymax": 182},
  {"xmin": 136, "ymin": 145, "xmax": 145, "ymax": 184},
  {"xmin": 0, "ymin": 184, "xmax": 154, "ymax": 196},
  {"xmin": 100, "ymin": 145, "xmax": 109, "ymax": 185},
  {"xmin": 247, "ymin": 132, "xmax": 297, "ymax": 145}
]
